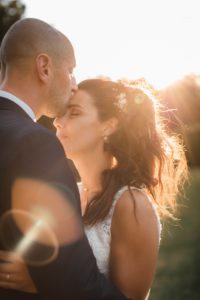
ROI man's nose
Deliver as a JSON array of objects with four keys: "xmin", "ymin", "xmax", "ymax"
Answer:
[{"xmin": 71, "ymin": 75, "xmax": 78, "ymax": 92}]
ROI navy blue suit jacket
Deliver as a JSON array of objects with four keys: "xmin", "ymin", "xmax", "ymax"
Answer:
[{"xmin": 0, "ymin": 97, "xmax": 127, "ymax": 300}]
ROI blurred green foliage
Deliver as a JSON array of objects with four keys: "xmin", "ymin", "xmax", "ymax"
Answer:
[
  {"xmin": 150, "ymin": 168, "xmax": 200, "ymax": 300},
  {"xmin": 160, "ymin": 74, "xmax": 200, "ymax": 167},
  {"xmin": 0, "ymin": 0, "xmax": 25, "ymax": 43}
]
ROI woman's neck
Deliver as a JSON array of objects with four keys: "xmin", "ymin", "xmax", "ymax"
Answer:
[{"xmin": 73, "ymin": 151, "xmax": 112, "ymax": 193}]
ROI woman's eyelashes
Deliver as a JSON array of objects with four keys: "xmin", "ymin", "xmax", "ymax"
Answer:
[{"xmin": 68, "ymin": 108, "xmax": 82, "ymax": 117}]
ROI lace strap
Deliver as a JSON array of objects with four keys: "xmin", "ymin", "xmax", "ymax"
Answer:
[{"xmin": 109, "ymin": 186, "xmax": 131, "ymax": 219}]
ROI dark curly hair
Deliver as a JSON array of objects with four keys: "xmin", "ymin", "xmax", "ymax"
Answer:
[{"xmin": 78, "ymin": 78, "xmax": 188, "ymax": 225}]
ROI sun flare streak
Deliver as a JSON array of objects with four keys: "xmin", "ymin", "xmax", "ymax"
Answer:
[{"xmin": 15, "ymin": 219, "xmax": 44, "ymax": 255}]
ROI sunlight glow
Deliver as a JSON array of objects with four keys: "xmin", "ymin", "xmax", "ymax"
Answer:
[
  {"xmin": 23, "ymin": 0, "xmax": 200, "ymax": 89},
  {"xmin": 15, "ymin": 218, "xmax": 44, "ymax": 255},
  {"xmin": 0, "ymin": 208, "xmax": 59, "ymax": 265}
]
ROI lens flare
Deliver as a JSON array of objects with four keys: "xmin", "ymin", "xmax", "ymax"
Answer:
[
  {"xmin": 0, "ymin": 209, "xmax": 59, "ymax": 266},
  {"xmin": 0, "ymin": 178, "xmax": 83, "ymax": 266}
]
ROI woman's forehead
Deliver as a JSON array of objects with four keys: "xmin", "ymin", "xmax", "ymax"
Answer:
[{"xmin": 69, "ymin": 89, "xmax": 94, "ymax": 107}]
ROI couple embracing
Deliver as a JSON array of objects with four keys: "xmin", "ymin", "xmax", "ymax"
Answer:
[{"xmin": 0, "ymin": 18, "xmax": 187, "ymax": 300}]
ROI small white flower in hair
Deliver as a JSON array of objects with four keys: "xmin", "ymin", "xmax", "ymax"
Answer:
[{"xmin": 116, "ymin": 93, "xmax": 127, "ymax": 110}]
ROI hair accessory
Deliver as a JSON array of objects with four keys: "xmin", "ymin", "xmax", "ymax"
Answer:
[{"xmin": 115, "ymin": 92, "xmax": 127, "ymax": 111}]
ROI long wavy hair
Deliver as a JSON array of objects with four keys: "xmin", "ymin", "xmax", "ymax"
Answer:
[{"xmin": 78, "ymin": 78, "xmax": 188, "ymax": 225}]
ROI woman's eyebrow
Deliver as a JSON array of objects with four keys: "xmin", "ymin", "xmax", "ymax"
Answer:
[{"xmin": 67, "ymin": 104, "xmax": 82, "ymax": 109}]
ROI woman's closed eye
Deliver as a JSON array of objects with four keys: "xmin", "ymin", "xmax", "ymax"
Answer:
[{"xmin": 68, "ymin": 109, "xmax": 82, "ymax": 117}]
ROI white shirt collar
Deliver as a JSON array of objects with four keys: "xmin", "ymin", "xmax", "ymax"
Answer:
[{"xmin": 0, "ymin": 90, "xmax": 36, "ymax": 121}]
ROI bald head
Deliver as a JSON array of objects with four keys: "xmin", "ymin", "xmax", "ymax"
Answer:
[
  {"xmin": 0, "ymin": 18, "xmax": 77, "ymax": 119},
  {"xmin": 0, "ymin": 18, "xmax": 74, "ymax": 75}
]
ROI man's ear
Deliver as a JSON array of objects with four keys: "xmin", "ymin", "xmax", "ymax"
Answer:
[
  {"xmin": 103, "ymin": 117, "xmax": 119, "ymax": 137},
  {"xmin": 35, "ymin": 53, "xmax": 51, "ymax": 82}
]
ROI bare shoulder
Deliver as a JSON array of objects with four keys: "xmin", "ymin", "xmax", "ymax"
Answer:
[
  {"xmin": 114, "ymin": 188, "xmax": 158, "ymax": 222},
  {"xmin": 110, "ymin": 188, "xmax": 160, "ymax": 299},
  {"xmin": 111, "ymin": 188, "xmax": 160, "ymax": 245}
]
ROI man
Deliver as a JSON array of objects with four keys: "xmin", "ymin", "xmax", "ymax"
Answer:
[{"xmin": 0, "ymin": 18, "xmax": 127, "ymax": 299}]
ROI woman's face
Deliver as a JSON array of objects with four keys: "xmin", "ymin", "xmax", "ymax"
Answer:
[{"xmin": 53, "ymin": 90, "xmax": 105, "ymax": 159}]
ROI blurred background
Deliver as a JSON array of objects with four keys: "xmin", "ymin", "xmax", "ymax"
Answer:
[{"xmin": 0, "ymin": 0, "xmax": 199, "ymax": 299}]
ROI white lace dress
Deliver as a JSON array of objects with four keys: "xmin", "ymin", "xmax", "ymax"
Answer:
[{"xmin": 83, "ymin": 185, "xmax": 162, "ymax": 276}]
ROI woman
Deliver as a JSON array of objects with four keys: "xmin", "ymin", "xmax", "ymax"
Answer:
[{"xmin": 0, "ymin": 78, "xmax": 188, "ymax": 299}]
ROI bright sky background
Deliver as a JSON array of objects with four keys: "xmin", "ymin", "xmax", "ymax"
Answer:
[{"xmin": 23, "ymin": 0, "xmax": 200, "ymax": 89}]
